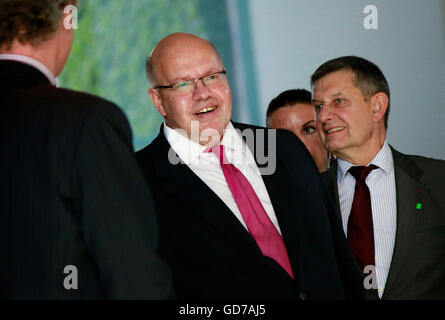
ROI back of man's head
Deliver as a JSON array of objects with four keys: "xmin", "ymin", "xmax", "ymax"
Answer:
[
  {"xmin": 310, "ymin": 56, "xmax": 390, "ymax": 129},
  {"xmin": 266, "ymin": 89, "xmax": 312, "ymax": 127},
  {"xmin": 0, "ymin": 0, "xmax": 77, "ymax": 50}
]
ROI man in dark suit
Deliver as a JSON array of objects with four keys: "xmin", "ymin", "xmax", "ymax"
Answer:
[
  {"xmin": 0, "ymin": 0, "xmax": 174, "ymax": 299},
  {"xmin": 136, "ymin": 32, "xmax": 363, "ymax": 299},
  {"xmin": 311, "ymin": 55, "xmax": 445, "ymax": 299}
]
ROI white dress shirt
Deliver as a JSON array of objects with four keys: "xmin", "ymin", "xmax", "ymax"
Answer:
[
  {"xmin": 337, "ymin": 141, "xmax": 397, "ymax": 298},
  {"xmin": 164, "ymin": 121, "xmax": 282, "ymax": 234},
  {"xmin": 0, "ymin": 54, "xmax": 57, "ymax": 86}
]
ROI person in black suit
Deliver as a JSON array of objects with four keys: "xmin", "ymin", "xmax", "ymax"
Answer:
[
  {"xmin": 136, "ymin": 32, "xmax": 363, "ymax": 299},
  {"xmin": 0, "ymin": 0, "xmax": 174, "ymax": 299},
  {"xmin": 311, "ymin": 55, "xmax": 445, "ymax": 299}
]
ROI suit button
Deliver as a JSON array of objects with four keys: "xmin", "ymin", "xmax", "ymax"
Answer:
[{"xmin": 299, "ymin": 292, "xmax": 306, "ymax": 300}]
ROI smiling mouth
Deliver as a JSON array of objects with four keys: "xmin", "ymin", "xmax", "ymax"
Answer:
[
  {"xmin": 196, "ymin": 106, "xmax": 217, "ymax": 115},
  {"xmin": 326, "ymin": 126, "xmax": 346, "ymax": 134}
]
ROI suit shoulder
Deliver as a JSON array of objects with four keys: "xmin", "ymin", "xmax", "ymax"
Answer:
[
  {"xmin": 136, "ymin": 135, "xmax": 159, "ymax": 157},
  {"xmin": 406, "ymin": 154, "xmax": 445, "ymax": 167},
  {"xmin": 395, "ymin": 149, "xmax": 444, "ymax": 169},
  {"xmin": 407, "ymin": 154, "xmax": 445, "ymax": 178},
  {"xmin": 50, "ymin": 87, "xmax": 123, "ymax": 115},
  {"xmin": 135, "ymin": 134, "xmax": 162, "ymax": 169},
  {"xmin": 44, "ymin": 87, "xmax": 135, "ymax": 159},
  {"xmin": 47, "ymin": 86, "xmax": 130, "ymax": 131},
  {"xmin": 232, "ymin": 121, "xmax": 306, "ymax": 149},
  {"xmin": 136, "ymin": 143, "xmax": 152, "ymax": 163},
  {"xmin": 394, "ymin": 150, "xmax": 445, "ymax": 183}
]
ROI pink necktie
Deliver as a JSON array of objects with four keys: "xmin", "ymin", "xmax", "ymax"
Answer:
[{"xmin": 208, "ymin": 145, "xmax": 294, "ymax": 279}]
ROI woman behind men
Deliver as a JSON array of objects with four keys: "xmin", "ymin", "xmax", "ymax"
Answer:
[{"xmin": 266, "ymin": 89, "xmax": 331, "ymax": 172}]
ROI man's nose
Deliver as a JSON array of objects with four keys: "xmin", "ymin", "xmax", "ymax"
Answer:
[
  {"xmin": 317, "ymin": 105, "xmax": 334, "ymax": 123},
  {"xmin": 192, "ymin": 79, "xmax": 211, "ymax": 100}
]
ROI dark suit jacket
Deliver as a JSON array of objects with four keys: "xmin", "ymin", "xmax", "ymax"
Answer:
[
  {"xmin": 322, "ymin": 146, "xmax": 445, "ymax": 299},
  {"xmin": 0, "ymin": 60, "xmax": 174, "ymax": 299},
  {"xmin": 136, "ymin": 121, "xmax": 363, "ymax": 299}
]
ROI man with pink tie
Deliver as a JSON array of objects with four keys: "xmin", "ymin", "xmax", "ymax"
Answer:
[{"xmin": 136, "ymin": 33, "xmax": 362, "ymax": 299}]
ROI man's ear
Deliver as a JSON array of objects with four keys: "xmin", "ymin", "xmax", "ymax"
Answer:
[
  {"xmin": 148, "ymin": 88, "xmax": 166, "ymax": 117},
  {"xmin": 370, "ymin": 92, "xmax": 388, "ymax": 123}
]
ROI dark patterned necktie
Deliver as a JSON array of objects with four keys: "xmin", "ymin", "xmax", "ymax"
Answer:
[{"xmin": 347, "ymin": 165, "xmax": 378, "ymax": 271}]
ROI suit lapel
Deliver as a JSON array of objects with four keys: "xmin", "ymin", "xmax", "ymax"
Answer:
[
  {"xmin": 322, "ymin": 162, "xmax": 342, "ymax": 223},
  {"xmin": 261, "ymin": 155, "xmax": 300, "ymax": 278},
  {"xmin": 150, "ymin": 127, "xmax": 263, "ymax": 258},
  {"xmin": 382, "ymin": 147, "xmax": 426, "ymax": 298},
  {"xmin": 232, "ymin": 122, "xmax": 300, "ymax": 278},
  {"xmin": 323, "ymin": 161, "xmax": 380, "ymax": 299}
]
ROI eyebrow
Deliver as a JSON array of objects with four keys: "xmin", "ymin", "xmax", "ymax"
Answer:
[
  {"xmin": 168, "ymin": 75, "xmax": 192, "ymax": 84},
  {"xmin": 302, "ymin": 120, "xmax": 315, "ymax": 127},
  {"xmin": 168, "ymin": 67, "xmax": 223, "ymax": 84},
  {"xmin": 312, "ymin": 91, "xmax": 344, "ymax": 104}
]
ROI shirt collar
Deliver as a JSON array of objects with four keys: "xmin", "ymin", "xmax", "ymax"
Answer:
[
  {"xmin": 337, "ymin": 141, "xmax": 394, "ymax": 183},
  {"xmin": 220, "ymin": 122, "xmax": 246, "ymax": 155},
  {"xmin": 163, "ymin": 123, "xmax": 206, "ymax": 165},
  {"xmin": 163, "ymin": 121, "xmax": 248, "ymax": 165},
  {"xmin": 0, "ymin": 54, "xmax": 57, "ymax": 86}
]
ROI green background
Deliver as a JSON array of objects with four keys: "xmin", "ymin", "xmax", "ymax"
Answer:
[{"xmin": 59, "ymin": 0, "xmax": 238, "ymax": 151}]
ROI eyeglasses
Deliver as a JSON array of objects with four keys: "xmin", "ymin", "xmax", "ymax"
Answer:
[{"xmin": 154, "ymin": 70, "xmax": 227, "ymax": 93}]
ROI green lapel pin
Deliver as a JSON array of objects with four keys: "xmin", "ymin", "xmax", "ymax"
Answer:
[{"xmin": 416, "ymin": 189, "xmax": 422, "ymax": 210}]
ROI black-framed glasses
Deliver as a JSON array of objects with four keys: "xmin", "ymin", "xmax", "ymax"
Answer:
[{"xmin": 154, "ymin": 70, "xmax": 226, "ymax": 93}]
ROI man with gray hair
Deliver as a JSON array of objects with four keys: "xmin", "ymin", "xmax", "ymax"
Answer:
[
  {"xmin": 0, "ymin": 0, "xmax": 174, "ymax": 299},
  {"xmin": 312, "ymin": 55, "xmax": 445, "ymax": 299}
]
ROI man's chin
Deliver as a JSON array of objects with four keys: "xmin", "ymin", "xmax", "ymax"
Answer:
[
  {"xmin": 199, "ymin": 129, "xmax": 223, "ymax": 147},
  {"xmin": 200, "ymin": 122, "xmax": 229, "ymax": 145},
  {"xmin": 324, "ymin": 142, "xmax": 344, "ymax": 155}
]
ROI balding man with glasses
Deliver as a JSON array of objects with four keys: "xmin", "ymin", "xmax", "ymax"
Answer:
[{"xmin": 136, "ymin": 33, "xmax": 363, "ymax": 300}]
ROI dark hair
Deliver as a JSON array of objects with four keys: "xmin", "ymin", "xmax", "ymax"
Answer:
[
  {"xmin": 310, "ymin": 55, "xmax": 390, "ymax": 129},
  {"xmin": 266, "ymin": 89, "xmax": 312, "ymax": 127},
  {"xmin": 0, "ymin": 0, "xmax": 77, "ymax": 49}
]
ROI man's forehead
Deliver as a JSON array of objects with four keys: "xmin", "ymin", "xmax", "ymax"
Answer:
[
  {"xmin": 158, "ymin": 50, "xmax": 222, "ymax": 80},
  {"xmin": 313, "ymin": 71, "xmax": 354, "ymax": 96},
  {"xmin": 317, "ymin": 69, "xmax": 353, "ymax": 85}
]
